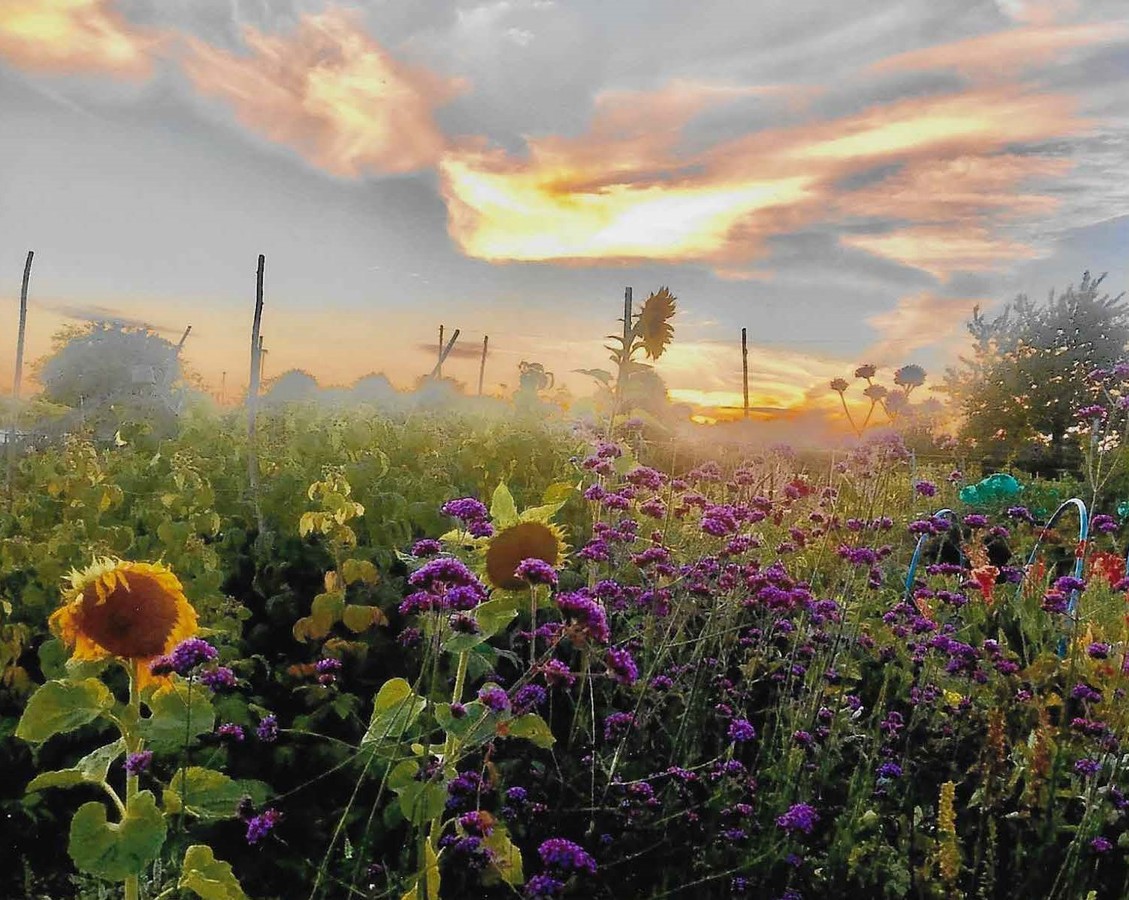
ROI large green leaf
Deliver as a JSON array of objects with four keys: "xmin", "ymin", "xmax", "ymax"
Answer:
[
  {"xmin": 141, "ymin": 682, "xmax": 215, "ymax": 751},
  {"xmin": 164, "ymin": 767, "xmax": 269, "ymax": 820},
  {"xmin": 179, "ymin": 845, "xmax": 249, "ymax": 900},
  {"xmin": 68, "ymin": 790, "xmax": 167, "ymax": 881},
  {"xmin": 506, "ymin": 714, "xmax": 556, "ymax": 749},
  {"xmin": 16, "ymin": 678, "xmax": 114, "ymax": 743},
  {"xmin": 361, "ymin": 678, "xmax": 426, "ymax": 748},
  {"xmin": 490, "ymin": 483, "xmax": 519, "ymax": 528},
  {"xmin": 395, "ymin": 781, "xmax": 447, "ymax": 825},
  {"xmin": 27, "ymin": 738, "xmax": 125, "ymax": 792},
  {"xmin": 483, "ymin": 824, "xmax": 524, "ymax": 886}
]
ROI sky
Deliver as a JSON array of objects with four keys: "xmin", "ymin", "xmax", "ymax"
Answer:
[{"xmin": 2, "ymin": 0, "xmax": 1129, "ymax": 425}]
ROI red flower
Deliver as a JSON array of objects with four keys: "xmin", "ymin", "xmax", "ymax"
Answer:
[{"xmin": 1089, "ymin": 551, "xmax": 1125, "ymax": 586}]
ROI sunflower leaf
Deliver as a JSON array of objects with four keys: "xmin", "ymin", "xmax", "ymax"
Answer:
[
  {"xmin": 16, "ymin": 678, "xmax": 114, "ymax": 743},
  {"xmin": 490, "ymin": 483, "xmax": 519, "ymax": 528},
  {"xmin": 362, "ymin": 678, "xmax": 427, "ymax": 749},
  {"xmin": 505, "ymin": 713, "xmax": 556, "ymax": 749},
  {"xmin": 482, "ymin": 823, "xmax": 524, "ymax": 886},
  {"xmin": 164, "ymin": 766, "xmax": 270, "ymax": 820},
  {"xmin": 141, "ymin": 682, "xmax": 215, "ymax": 751},
  {"xmin": 68, "ymin": 790, "xmax": 167, "ymax": 881},
  {"xmin": 27, "ymin": 738, "xmax": 125, "ymax": 792},
  {"xmin": 178, "ymin": 844, "xmax": 249, "ymax": 900}
]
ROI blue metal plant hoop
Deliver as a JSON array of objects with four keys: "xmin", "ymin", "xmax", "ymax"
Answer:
[
  {"xmin": 1018, "ymin": 498, "xmax": 1088, "ymax": 656},
  {"xmin": 904, "ymin": 508, "xmax": 961, "ymax": 601}
]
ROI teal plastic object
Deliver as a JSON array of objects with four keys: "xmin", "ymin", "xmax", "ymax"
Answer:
[
  {"xmin": 1118, "ymin": 500, "xmax": 1129, "ymax": 521},
  {"xmin": 958, "ymin": 473, "xmax": 1023, "ymax": 507}
]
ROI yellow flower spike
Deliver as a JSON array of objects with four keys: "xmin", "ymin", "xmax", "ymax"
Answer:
[{"xmin": 49, "ymin": 558, "xmax": 198, "ymax": 688}]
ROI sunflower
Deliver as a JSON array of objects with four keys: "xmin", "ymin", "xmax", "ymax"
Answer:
[
  {"xmin": 49, "ymin": 558, "xmax": 198, "ymax": 687},
  {"xmin": 485, "ymin": 522, "xmax": 566, "ymax": 590}
]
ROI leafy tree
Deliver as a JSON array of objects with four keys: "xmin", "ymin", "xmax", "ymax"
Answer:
[
  {"xmin": 35, "ymin": 322, "xmax": 187, "ymax": 440},
  {"xmin": 943, "ymin": 272, "xmax": 1129, "ymax": 473},
  {"xmin": 261, "ymin": 369, "xmax": 320, "ymax": 406}
]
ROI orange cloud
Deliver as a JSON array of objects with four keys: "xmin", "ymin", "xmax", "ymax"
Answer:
[
  {"xmin": 0, "ymin": 0, "xmax": 158, "ymax": 78},
  {"xmin": 842, "ymin": 226, "xmax": 1040, "ymax": 279},
  {"xmin": 439, "ymin": 83, "xmax": 1082, "ymax": 270},
  {"xmin": 182, "ymin": 9, "xmax": 465, "ymax": 177},
  {"xmin": 871, "ymin": 22, "xmax": 1128, "ymax": 76},
  {"xmin": 864, "ymin": 292, "xmax": 984, "ymax": 363},
  {"xmin": 839, "ymin": 153, "xmax": 1068, "ymax": 223}
]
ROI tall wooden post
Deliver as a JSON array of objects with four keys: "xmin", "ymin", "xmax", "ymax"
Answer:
[
  {"xmin": 430, "ymin": 329, "xmax": 460, "ymax": 379},
  {"xmin": 13, "ymin": 251, "xmax": 33, "ymax": 400},
  {"xmin": 478, "ymin": 335, "xmax": 489, "ymax": 396},
  {"xmin": 438, "ymin": 325, "xmax": 445, "ymax": 379},
  {"xmin": 6, "ymin": 251, "xmax": 33, "ymax": 505},
  {"xmin": 741, "ymin": 327, "xmax": 749, "ymax": 419},
  {"xmin": 247, "ymin": 255, "xmax": 265, "ymax": 531},
  {"xmin": 176, "ymin": 324, "xmax": 192, "ymax": 353}
]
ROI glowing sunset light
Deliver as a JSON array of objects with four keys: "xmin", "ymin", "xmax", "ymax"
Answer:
[
  {"xmin": 440, "ymin": 152, "xmax": 814, "ymax": 262},
  {"xmin": 0, "ymin": 0, "xmax": 157, "ymax": 77}
]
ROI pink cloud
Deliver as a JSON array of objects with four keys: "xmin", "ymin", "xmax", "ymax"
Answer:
[{"xmin": 182, "ymin": 9, "xmax": 466, "ymax": 177}]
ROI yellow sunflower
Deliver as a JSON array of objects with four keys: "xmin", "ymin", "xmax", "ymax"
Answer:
[
  {"xmin": 49, "ymin": 558, "xmax": 198, "ymax": 687},
  {"xmin": 485, "ymin": 522, "xmax": 567, "ymax": 590}
]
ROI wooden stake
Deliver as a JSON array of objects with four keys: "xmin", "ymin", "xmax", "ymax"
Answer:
[
  {"xmin": 478, "ymin": 335, "xmax": 489, "ymax": 396},
  {"xmin": 176, "ymin": 324, "xmax": 192, "ymax": 353},
  {"xmin": 13, "ymin": 251, "xmax": 33, "ymax": 400},
  {"xmin": 438, "ymin": 324, "xmax": 445, "ymax": 379},
  {"xmin": 430, "ymin": 328, "xmax": 460, "ymax": 379},
  {"xmin": 741, "ymin": 327, "xmax": 749, "ymax": 420},
  {"xmin": 248, "ymin": 255, "xmax": 265, "ymax": 531}
]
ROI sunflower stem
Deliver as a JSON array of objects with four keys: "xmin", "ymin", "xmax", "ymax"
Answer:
[{"xmin": 124, "ymin": 660, "xmax": 141, "ymax": 900}]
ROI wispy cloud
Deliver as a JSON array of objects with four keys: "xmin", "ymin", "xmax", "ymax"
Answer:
[
  {"xmin": 863, "ymin": 292, "xmax": 983, "ymax": 363},
  {"xmin": 871, "ymin": 22, "xmax": 1128, "ymax": 76},
  {"xmin": 439, "ymin": 82, "xmax": 1082, "ymax": 274},
  {"xmin": 182, "ymin": 9, "xmax": 467, "ymax": 177},
  {"xmin": 0, "ymin": 0, "xmax": 160, "ymax": 78}
]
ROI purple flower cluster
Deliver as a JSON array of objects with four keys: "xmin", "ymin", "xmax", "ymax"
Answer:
[
  {"xmin": 538, "ymin": 838, "xmax": 597, "ymax": 875},
  {"xmin": 401, "ymin": 557, "xmax": 488, "ymax": 615},
  {"xmin": 125, "ymin": 751, "xmax": 153, "ymax": 775},
  {"xmin": 515, "ymin": 557, "xmax": 559, "ymax": 586},
  {"xmin": 555, "ymin": 591, "xmax": 610, "ymax": 644},
  {"xmin": 776, "ymin": 803, "xmax": 820, "ymax": 835},
  {"xmin": 246, "ymin": 808, "xmax": 282, "ymax": 845},
  {"xmin": 441, "ymin": 497, "xmax": 489, "ymax": 524},
  {"xmin": 605, "ymin": 647, "xmax": 639, "ymax": 686},
  {"xmin": 256, "ymin": 714, "xmax": 279, "ymax": 742}
]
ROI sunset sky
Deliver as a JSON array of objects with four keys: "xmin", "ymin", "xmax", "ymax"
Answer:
[{"xmin": 2, "ymin": 0, "xmax": 1129, "ymax": 424}]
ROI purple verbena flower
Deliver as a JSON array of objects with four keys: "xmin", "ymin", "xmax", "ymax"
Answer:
[
  {"xmin": 776, "ymin": 803, "xmax": 820, "ymax": 835},
  {"xmin": 256, "ymin": 714, "xmax": 279, "ymax": 742},
  {"xmin": 124, "ymin": 751, "xmax": 153, "ymax": 775},
  {"xmin": 169, "ymin": 638, "xmax": 218, "ymax": 676},
  {"xmin": 246, "ymin": 809, "xmax": 282, "ymax": 845}
]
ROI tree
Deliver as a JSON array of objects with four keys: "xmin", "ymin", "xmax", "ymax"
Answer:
[
  {"xmin": 261, "ymin": 369, "xmax": 320, "ymax": 406},
  {"xmin": 36, "ymin": 322, "xmax": 187, "ymax": 439},
  {"xmin": 943, "ymin": 272, "xmax": 1129, "ymax": 473}
]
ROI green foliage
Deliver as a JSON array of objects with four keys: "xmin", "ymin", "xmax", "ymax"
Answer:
[
  {"xmin": 16, "ymin": 678, "xmax": 114, "ymax": 743},
  {"xmin": 945, "ymin": 271, "xmax": 1129, "ymax": 472},
  {"xmin": 68, "ymin": 790, "xmax": 166, "ymax": 881},
  {"xmin": 178, "ymin": 845, "xmax": 250, "ymax": 900}
]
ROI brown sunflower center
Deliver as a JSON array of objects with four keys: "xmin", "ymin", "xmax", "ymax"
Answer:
[
  {"xmin": 486, "ymin": 522, "xmax": 561, "ymax": 590},
  {"xmin": 77, "ymin": 571, "xmax": 182, "ymax": 659}
]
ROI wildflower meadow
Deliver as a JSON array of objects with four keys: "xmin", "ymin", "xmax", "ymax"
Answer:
[{"xmin": 5, "ymin": 342, "xmax": 1129, "ymax": 900}]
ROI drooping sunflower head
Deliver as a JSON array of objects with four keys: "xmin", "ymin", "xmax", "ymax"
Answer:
[
  {"xmin": 485, "ymin": 522, "xmax": 566, "ymax": 590},
  {"xmin": 49, "ymin": 558, "xmax": 198, "ymax": 683}
]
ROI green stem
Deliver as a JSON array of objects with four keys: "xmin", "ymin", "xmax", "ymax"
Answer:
[{"xmin": 124, "ymin": 660, "xmax": 141, "ymax": 900}]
